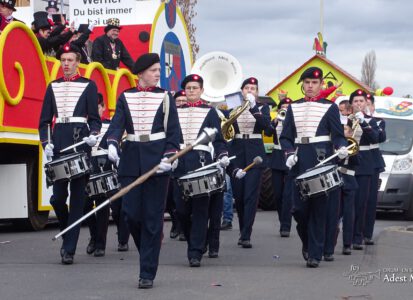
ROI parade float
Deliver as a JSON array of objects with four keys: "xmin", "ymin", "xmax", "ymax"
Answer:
[{"xmin": 0, "ymin": 0, "xmax": 192, "ymax": 229}]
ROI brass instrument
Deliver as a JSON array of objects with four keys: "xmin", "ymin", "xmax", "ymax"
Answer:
[
  {"xmin": 277, "ymin": 108, "xmax": 287, "ymax": 121},
  {"xmin": 221, "ymin": 100, "xmax": 250, "ymax": 141},
  {"xmin": 346, "ymin": 113, "xmax": 361, "ymax": 156}
]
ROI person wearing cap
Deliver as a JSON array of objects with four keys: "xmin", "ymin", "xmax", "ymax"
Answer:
[
  {"xmin": 105, "ymin": 53, "xmax": 180, "ymax": 289},
  {"xmin": 45, "ymin": 0, "xmax": 59, "ymax": 14},
  {"xmin": 38, "ymin": 43, "xmax": 102, "ymax": 265},
  {"xmin": 91, "ymin": 18, "xmax": 134, "ymax": 71},
  {"xmin": 279, "ymin": 66, "xmax": 348, "ymax": 268},
  {"xmin": 33, "ymin": 11, "xmax": 74, "ymax": 55},
  {"xmin": 266, "ymin": 97, "xmax": 293, "ymax": 237},
  {"xmin": 173, "ymin": 90, "xmax": 187, "ymax": 107},
  {"xmin": 362, "ymin": 94, "xmax": 385, "ymax": 246},
  {"xmin": 172, "ymin": 74, "xmax": 228, "ymax": 266},
  {"xmin": 224, "ymin": 77, "xmax": 271, "ymax": 249},
  {"xmin": 0, "ymin": 0, "xmax": 23, "ymax": 33},
  {"xmin": 70, "ymin": 23, "xmax": 95, "ymax": 64},
  {"xmin": 347, "ymin": 89, "xmax": 379, "ymax": 251}
]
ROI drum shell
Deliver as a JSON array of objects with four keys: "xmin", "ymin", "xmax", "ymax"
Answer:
[
  {"xmin": 86, "ymin": 170, "xmax": 120, "ymax": 199},
  {"xmin": 177, "ymin": 168, "xmax": 225, "ymax": 199}
]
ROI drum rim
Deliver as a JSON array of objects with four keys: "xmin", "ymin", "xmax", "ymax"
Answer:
[
  {"xmin": 178, "ymin": 168, "xmax": 220, "ymax": 180},
  {"xmin": 89, "ymin": 170, "xmax": 117, "ymax": 179},
  {"xmin": 296, "ymin": 164, "xmax": 338, "ymax": 180},
  {"xmin": 46, "ymin": 151, "xmax": 87, "ymax": 164}
]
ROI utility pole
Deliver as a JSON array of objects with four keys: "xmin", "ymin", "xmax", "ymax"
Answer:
[{"xmin": 320, "ymin": 0, "xmax": 324, "ymax": 36}]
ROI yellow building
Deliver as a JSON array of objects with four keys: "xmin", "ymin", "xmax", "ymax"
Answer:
[{"xmin": 266, "ymin": 54, "xmax": 372, "ymax": 104}]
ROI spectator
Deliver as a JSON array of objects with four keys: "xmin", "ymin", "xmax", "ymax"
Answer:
[
  {"xmin": 91, "ymin": 18, "xmax": 134, "ymax": 71},
  {"xmin": 70, "ymin": 23, "xmax": 94, "ymax": 64},
  {"xmin": 0, "ymin": 0, "xmax": 23, "ymax": 34}
]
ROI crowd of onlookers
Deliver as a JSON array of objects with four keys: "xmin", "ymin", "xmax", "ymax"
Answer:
[{"xmin": 0, "ymin": 0, "xmax": 134, "ymax": 71}]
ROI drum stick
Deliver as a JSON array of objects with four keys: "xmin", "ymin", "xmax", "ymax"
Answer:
[
  {"xmin": 52, "ymin": 128, "xmax": 217, "ymax": 241},
  {"xmin": 242, "ymin": 156, "xmax": 263, "ymax": 172},
  {"xmin": 60, "ymin": 133, "xmax": 104, "ymax": 153},
  {"xmin": 47, "ymin": 124, "xmax": 51, "ymax": 145},
  {"xmin": 314, "ymin": 142, "xmax": 356, "ymax": 168},
  {"xmin": 192, "ymin": 156, "xmax": 236, "ymax": 173}
]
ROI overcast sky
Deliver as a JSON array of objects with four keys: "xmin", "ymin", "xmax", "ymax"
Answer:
[{"xmin": 194, "ymin": 0, "xmax": 413, "ymax": 97}]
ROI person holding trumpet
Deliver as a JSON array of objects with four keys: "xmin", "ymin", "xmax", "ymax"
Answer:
[
  {"xmin": 348, "ymin": 90, "xmax": 380, "ymax": 250},
  {"xmin": 225, "ymin": 77, "xmax": 272, "ymax": 249},
  {"xmin": 38, "ymin": 44, "xmax": 101, "ymax": 265},
  {"xmin": 279, "ymin": 67, "xmax": 348, "ymax": 268},
  {"xmin": 267, "ymin": 97, "xmax": 293, "ymax": 237}
]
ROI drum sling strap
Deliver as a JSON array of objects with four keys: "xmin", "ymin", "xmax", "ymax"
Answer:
[{"xmin": 163, "ymin": 92, "xmax": 170, "ymax": 133}]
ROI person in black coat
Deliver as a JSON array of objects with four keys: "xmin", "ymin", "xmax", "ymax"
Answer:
[
  {"xmin": 91, "ymin": 18, "xmax": 134, "ymax": 71},
  {"xmin": 70, "ymin": 23, "xmax": 94, "ymax": 64},
  {"xmin": 38, "ymin": 44, "xmax": 101, "ymax": 265},
  {"xmin": 0, "ymin": 0, "xmax": 23, "ymax": 33}
]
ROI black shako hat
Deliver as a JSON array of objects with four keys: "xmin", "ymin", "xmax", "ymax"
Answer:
[
  {"xmin": 56, "ymin": 43, "xmax": 81, "ymax": 60},
  {"xmin": 277, "ymin": 97, "xmax": 293, "ymax": 109},
  {"xmin": 1, "ymin": 0, "xmax": 17, "ymax": 12},
  {"xmin": 173, "ymin": 90, "xmax": 186, "ymax": 99},
  {"xmin": 133, "ymin": 53, "xmax": 160, "ymax": 74},
  {"xmin": 181, "ymin": 74, "xmax": 203, "ymax": 89},
  {"xmin": 297, "ymin": 67, "xmax": 323, "ymax": 83},
  {"xmin": 45, "ymin": 0, "xmax": 59, "ymax": 12},
  {"xmin": 349, "ymin": 89, "xmax": 367, "ymax": 104},
  {"xmin": 241, "ymin": 77, "xmax": 258, "ymax": 89},
  {"xmin": 366, "ymin": 93, "xmax": 375, "ymax": 103}
]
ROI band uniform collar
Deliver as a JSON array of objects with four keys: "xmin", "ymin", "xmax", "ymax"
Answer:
[
  {"xmin": 63, "ymin": 73, "xmax": 81, "ymax": 82},
  {"xmin": 136, "ymin": 84, "xmax": 155, "ymax": 92},
  {"xmin": 186, "ymin": 100, "xmax": 204, "ymax": 107}
]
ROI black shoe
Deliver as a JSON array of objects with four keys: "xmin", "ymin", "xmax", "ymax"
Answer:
[
  {"xmin": 302, "ymin": 249, "xmax": 309, "ymax": 261},
  {"xmin": 220, "ymin": 220, "xmax": 232, "ymax": 230},
  {"xmin": 324, "ymin": 254, "xmax": 334, "ymax": 262},
  {"xmin": 178, "ymin": 233, "xmax": 186, "ymax": 241},
  {"xmin": 170, "ymin": 227, "xmax": 179, "ymax": 239},
  {"xmin": 237, "ymin": 238, "xmax": 242, "ymax": 246},
  {"xmin": 86, "ymin": 240, "xmax": 96, "ymax": 255},
  {"xmin": 239, "ymin": 240, "xmax": 252, "ymax": 248},
  {"xmin": 342, "ymin": 247, "xmax": 352, "ymax": 255},
  {"xmin": 208, "ymin": 251, "xmax": 219, "ymax": 258},
  {"xmin": 60, "ymin": 247, "xmax": 65, "ymax": 258},
  {"xmin": 61, "ymin": 252, "xmax": 74, "ymax": 265},
  {"xmin": 306, "ymin": 258, "xmax": 320, "ymax": 268},
  {"xmin": 118, "ymin": 243, "xmax": 129, "ymax": 252},
  {"xmin": 280, "ymin": 231, "xmax": 290, "ymax": 238},
  {"xmin": 353, "ymin": 244, "xmax": 364, "ymax": 250},
  {"xmin": 94, "ymin": 249, "xmax": 105, "ymax": 257},
  {"xmin": 364, "ymin": 238, "xmax": 375, "ymax": 245},
  {"xmin": 138, "ymin": 278, "xmax": 153, "ymax": 289},
  {"xmin": 189, "ymin": 258, "xmax": 201, "ymax": 267}
]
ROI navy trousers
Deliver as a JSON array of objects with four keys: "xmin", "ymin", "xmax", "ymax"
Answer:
[
  {"xmin": 340, "ymin": 187, "xmax": 356, "ymax": 247},
  {"xmin": 364, "ymin": 171, "xmax": 380, "ymax": 239},
  {"xmin": 120, "ymin": 175, "xmax": 168, "ymax": 281},
  {"xmin": 51, "ymin": 176, "xmax": 87, "ymax": 255},
  {"xmin": 231, "ymin": 168, "xmax": 262, "ymax": 241},
  {"xmin": 353, "ymin": 175, "xmax": 371, "ymax": 245},
  {"xmin": 271, "ymin": 170, "xmax": 292, "ymax": 232},
  {"xmin": 324, "ymin": 189, "xmax": 340, "ymax": 255},
  {"xmin": 110, "ymin": 197, "xmax": 130, "ymax": 245},
  {"xmin": 206, "ymin": 192, "xmax": 224, "ymax": 253},
  {"xmin": 84, "ymin": 196, "xmax": 110, "ymax": 250}
]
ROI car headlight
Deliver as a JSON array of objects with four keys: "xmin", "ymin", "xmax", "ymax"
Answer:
[{"xmin": 392, "ymin": 156, "xmax": 412, "ymax": 172}]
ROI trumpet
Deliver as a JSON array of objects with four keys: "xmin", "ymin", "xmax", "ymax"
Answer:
[
  {"xmin": 277, "ymin": 108, "xmax": 287, "ymax": 121},
  {"xmin": 345, "ymin": 111, "xmax": 361, "ymax": 156}
]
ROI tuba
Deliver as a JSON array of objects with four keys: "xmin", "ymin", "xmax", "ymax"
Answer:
[{"xmin": 191, "ymin": 51, "xmax": 245, "ymax": 141}]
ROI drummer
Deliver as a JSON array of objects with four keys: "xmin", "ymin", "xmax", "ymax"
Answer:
[
  {"xmin": 173, "ymin": 74, "xmax": 229, "ymax": 267},
  {"xmin": 279, "ymin": 66, "xmax": 348, "ymax": 268},
  {"xmin": 38, "ymin": 43, "xmax": 101, "ymax": 264}
]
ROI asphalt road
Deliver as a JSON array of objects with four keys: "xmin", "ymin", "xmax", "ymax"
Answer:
[{"xmin": 1, "ymin": 211, "xmax": 413, "ymax": 300}]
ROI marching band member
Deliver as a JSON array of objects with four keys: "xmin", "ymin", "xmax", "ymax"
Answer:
[
  {"xmin": 363, "ymin": 94, "xmax": 386, "ymax": 245},
  {"xmin": 38, "ymin": 44, "xmax": 101, "ymax": 264},
  {"xmin": 280, "ymin": 67, "xmax": 348, "ymax": 268},
  {"xmin": 228, "ymin": 77, "xmax": 271, "ymax": 248},
  {"xmin": 334, "ymin": 99, "xmax": 359, "ymax": 255},
  {"xmin": 268, "ymin": 97, "xmax": 293, "ymax": 237},
  {"xmin": 83, "ymin": 94, "xmax": 112, "ymax": 257},
  {"xmin": 173, "ymin": 74, "xmax": 228, "ymax": 267},
  {"xmin": 106, "ymin": 53, "xmax": 180, "ymax": 289},
  {"xmin": 349, "ymin": 90, "xmax": 380, "ymax": 250}
]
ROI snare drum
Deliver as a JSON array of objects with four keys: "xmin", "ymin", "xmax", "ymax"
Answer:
[
  {"xmin": 177, "ymin": 168, "xmax": 225, "ymax": 199},
  {"xmin": 86, "ymin": 170, "xmax": 120, "ymax": 199},
  {"xmin": 44, "ymin": 152, "xmax": 90, "ymax": 186},
  {"xmin": 295, "ymin": 165, "xmax": 343, "ymax": 199}
]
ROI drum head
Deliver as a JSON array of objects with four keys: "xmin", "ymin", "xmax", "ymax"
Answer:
[
  {"xmin": 50, "ymin": 152, "xmax": 86, "ymax": 164},
  {"xmin": 296, "ymin": 165, "xmax": 336, "ymax": 180},
  {"xmin": 179, "ymin": 168, "xmax": 218, "ymax": 180},
  {"xmin": 90, "ymin": 170, "xmax": 115, "ymax": 180}
]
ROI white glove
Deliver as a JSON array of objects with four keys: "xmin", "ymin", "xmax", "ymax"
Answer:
[
  {"xmin": 88, "ymin": 22, "xmax": 95, "ymax": 32},
  {"xmin": 157, "ymin": 157, "xmax": 172, "ymax": 174},
  {"xmin": 355, "ymin": 111, "xmax": 365, "ymax": 123},
  {"xmin": 246, "ymin": 93, "xmax": 256, "ymax": 108},
  {"xmin": 286, "ymin": 154, "xmax": 298, "ymax": 169},
  {"xmin": 235, "ymin": 169, "xmax": 246, "ymax": 179},
  {"xmin": 83, "ymin": 135, "xmax": 97, "ymax": 147},
  {"xmin": 218, "ymin": 156, "xmax": 230, "ymax": 168},
  {"xmin": 108, "ymin": 144, "xmax": 120, "ymax": 164},
  {"xmin": 44, "ymin": 144, "xmax": 54, "ymax": 161},
  {"xmin": 337, "ymin": 147, "xmax": 349, "ymax": 159},
  {"xmin": 171, "ymin": 158, "xmax": 178, "ymax": 171}
]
